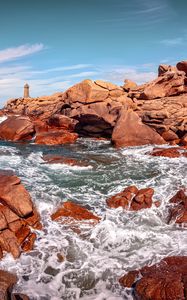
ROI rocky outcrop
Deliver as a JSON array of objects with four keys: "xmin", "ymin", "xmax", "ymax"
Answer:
[
  {"xmin": 106, "ymin": 186, "xmax": 154, "ymax": 211},
  {"xmin": 136, "ymin": 94, "xmax": 187, "ymax": 141},
  {"xmin": 0, "ymin": 269, "xmax": 30, "ymax": 299},
  {"xmin": 158, "ymin": 64, "xmax": 177, "ymax": 76},
  {"xmin": 112, "ymin": 109, "xmax": 165, "ymax": 147},
  {"xmin": 129, "ymin": 70, "xmax": 187, "ymax": 100},
  {"xmin": 119, "ymin": 256, "xmax": 187, "ymax": 300},
  {"xmin": 0, "ymin": 116, "xmax": 34, "ymax": 141},
  {"xmin": 35, "ymin": 130, "xmax": 78, "ymax": 145},
  {"xmin": 168, "ymin": 189, "xmax": 187, "ymax": 224},
  {"xmin": 176, "ymin": 60, "xmax": 187, "ymax": 74},
  {"xmin": 51, "ymin": 201, "xmax": 100, "ymax": 222},
  {"xmin": 0, "ymin": 170, "xmax": 41, "ymax": 259}
]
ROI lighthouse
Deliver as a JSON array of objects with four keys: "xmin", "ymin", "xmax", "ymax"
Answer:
[{"xmin": 24, "ymin": 83, "xmax": 30, "ymax": 98}]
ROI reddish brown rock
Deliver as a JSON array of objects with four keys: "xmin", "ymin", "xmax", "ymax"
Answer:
[
  {"xmin": 150, "ymin": 147, "xmax": 187, "ymax": 158},
  {"xmin": 123, "ymin": 79, "xmax": 137, "ymax": 91},
  {"xmin": 21, "ymin": 232, "xmax": 37, "ymax": 252},
  {"xmin": 0, "ymin": 269, "xmax": 30, "ymax": 300},
  {"xmin": 47, "ymin": 114, "xmax": 78, "ymax": 131},
  {"xmin": 51, "ymin": 201, "xmax": 100, "ymax": 223},
  {"xmin": 176, "ymin": 60, "xmax": 187, "ymax": 74},
  {"xmin": 0, "ymin": 170, "xmax": 33, "ymax": 217},
  {"xmin": 158, "ymin": 64, "xmax": 177, "ymax": 76},
  {"xmin": 106, "ymin": 186, "xmax": 154, "ymax": 211},
  {"xmin": 35, "ymin": 130, "xmax": 78, "ymax": 145},
  {"xmin": 0, "ymin": 171, "xmax": 41, "ymax": 259},
  {"xmin": 180, "ymin": 133, "xmax": 187, "ymax": 146},
  {"xmin": 161, "ymin": 130, "xmax": 179, "ymax": 142},
  {"xmin": 0, "ymin": 116, "xmax": 34, "ymax": 141},
  {"xmin": 112, "ymin": 109, "xmax": 165, "ymax": 148},
  {"xmin": 119, "ymin": 256, "xmax": 187, "ymax": 300},
  {"xmin": 129, "ymin": 70, "xmax": 186, "ymax": 100},
  {"xmin": 168, "ymin": 189, "xmax": 187, "ymax": 224},
  {"xmin": 42, "ymin": 154, "xmax": 87, "ymax": 167}
]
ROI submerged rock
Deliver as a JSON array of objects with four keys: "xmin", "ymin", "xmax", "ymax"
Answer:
[
  {"xmin": 0, "ymin": 170, "xmax": 41, "ymax": 259},
  {"xmin": 42, "ymin": 154, "xmax": 88, "ymax": 167},
  {"xmin": 150, "ymin": 147, "xmax": 187, "ymax": 158},
  {"xmin": 106, "ymin": 186, "xmax": 154, "ymax": 211},
  {"xmin": 119, "ymin": 256, "xmax": 187, "ymax": 300},
  {"xmin": 51, "ymin": 201, "xmax": 100, "ymax": 223}
]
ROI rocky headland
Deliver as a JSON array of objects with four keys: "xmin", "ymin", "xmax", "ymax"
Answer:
[{"xmin": 0, "ymin": 61, "xmax": 187, "ymax": 299}]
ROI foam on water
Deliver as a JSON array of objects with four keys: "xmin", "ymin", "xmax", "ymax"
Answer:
[{"xmin": 0, "ymin": 139, "xmax": 187, "ymax": 299}]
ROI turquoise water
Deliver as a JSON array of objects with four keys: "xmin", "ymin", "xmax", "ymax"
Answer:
[{"xmin": 0, "ymin": 139, "xmax": 187, "ymax": 300}]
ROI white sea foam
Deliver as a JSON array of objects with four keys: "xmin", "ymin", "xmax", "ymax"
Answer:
[{"xmin": 0, "ymin": 141, "xmax": 186, "ymax": 299}]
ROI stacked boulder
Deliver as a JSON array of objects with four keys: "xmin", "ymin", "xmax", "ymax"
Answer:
[{"xmin": 0, "ymin": 170, "xmax": 41, "ymax": 259}]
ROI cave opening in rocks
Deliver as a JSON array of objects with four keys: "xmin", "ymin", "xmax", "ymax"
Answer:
[{"xmin": 74, "ymin": 114, "xmax": 113, "ymax": 138}]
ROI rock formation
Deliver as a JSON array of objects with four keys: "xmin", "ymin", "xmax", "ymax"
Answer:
[
  {"xmin": 1, "ymin": 60, "xmax": 187, "ymax": 147},
  {"xmin": 0, "ymin": 170, "xmax": 41, "ymax": 259},
  {"xmin": 119, "ymin": 256, "xmax": 187, "ymax": 300}
]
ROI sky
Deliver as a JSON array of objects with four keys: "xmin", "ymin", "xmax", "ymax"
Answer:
[{"xmin": 0, "ymin": 0, "xmax": 187, "ymax": 106}]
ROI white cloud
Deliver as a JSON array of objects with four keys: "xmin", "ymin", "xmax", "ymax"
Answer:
[
  {"xmin": 100, "ymin": 67, "xmax": 156, "ymax": 85},
  {"xmin": 160, "ymin": 37, "xmax": 184, "ymax": 46},
  {"xmin": 0, "ymin": 44, "xmax": 44, "ymax": 63}
]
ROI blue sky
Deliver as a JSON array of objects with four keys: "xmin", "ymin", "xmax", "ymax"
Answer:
[{"xmin": 0, "ymin": 0, "xmax": 187, "ymax": 105}]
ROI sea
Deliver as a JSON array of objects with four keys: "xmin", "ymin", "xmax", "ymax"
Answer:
[{"xmin": 0, "ymin": 116, "xmax": 187, "ymax": 300}]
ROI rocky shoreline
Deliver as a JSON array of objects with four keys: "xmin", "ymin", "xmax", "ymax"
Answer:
[{"xmin": 0, "ymin": 61, "xmax": 187, "ymax": 299}]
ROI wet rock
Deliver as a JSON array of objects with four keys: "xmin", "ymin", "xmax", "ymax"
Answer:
[
  {"xmin": 168, "ymin": 189, "xmax": 187, "ymax": 224},
  {"xmin": 0, "ymin": 170, "xmax": 41, "ymax": 259},
  {"xmin": 42, "ymin": 154, "xmax": 88, "ymax": 167},
  {"xmin": 112, "ymin": 109, "xmax": 165, "ymax": 148},
  {"xmin": 51, "ymin": 201, "xmax": 100, "ymax": 223},
  {"xmin": 106, "ymin": 186, "xmax": 154, "ymax": 211},
  {"xmin": 150, "ymin": 147, "xmax": 187, "ymax": 158},
  {"xmin": 35, "ymin": 130, "xmax": 78, "ymax": 145},
  {"xmin": 119, "ymin": 256, "xmax": 187, "ymax": 300},
  {"xmin": 180, "ymin": 133, "xmax": 187, "ymax": 146},
  {"xmin": 0, "ymin": 116, "xmax": 34, "ymax": 141},
  {"xmin": 0, "ymin": 269, "xmax": 30, "ymax": 299}
]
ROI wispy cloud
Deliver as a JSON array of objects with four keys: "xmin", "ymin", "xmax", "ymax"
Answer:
[
  {"xmin": 160, "ymin": 37, "xmax": 184, "ymax": 46},
  {"xmin": 0, "ymin": 44, "xmax": 44, "ymax": 63}
]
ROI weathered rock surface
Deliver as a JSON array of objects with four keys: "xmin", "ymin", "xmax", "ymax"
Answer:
[
  {"xmin": 0, "ymin": 269, "xmax": 30, "ymax": 299},
  {"xmin": 158, "ymin": 64, "xmax": 177, "ymax": 76},
  {"xmin": 168, "ymin": 189, "xmax": 187, "ymax": 224},
  {"xmin": 106, "ymin": 186, "xmax": 154, "ymax": 211},
  {"xmin": 0, "ymin": 116, "xmax": 34, "ymax": 141},
  {"xmin": 0, "ymin": 170, "xmax": 41, "ymax": 259},
  {"xmin": 129, "ymin": 70, "xmax": 187, "ymax": 100},
  {"xmin": 51, "ymin": 201, "xmax": 100, "ymax": 223},
  {"xmin": 136, "ymin": 94, "xmax": 187, "ymax": 140},
  {"xmin": 112, "ymin": 109, "xmax": 165, "ymax": 147},
  {"xmin": 42, "ymin": 154, "xmax": 88, "ymax": 166},
  {"xmin": 176, "ymin": 60, "xmax": 187, "ymax": 74},
  {"xmin": 122, "ymin": 79, "xmax": 137, "ymax": 91},
  {"xmin": 35, "ymin": 130, "xmax": 78, "ymax": 145},
  {"xmin": 119, "ymin": 256, "xmax": 187, "ymax": 300},
  {"xmin": 150, "ymin": 147, "xmax": 187, "ymax": 158}
]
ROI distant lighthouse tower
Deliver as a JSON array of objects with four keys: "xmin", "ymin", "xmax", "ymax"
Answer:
[{"xmin": 24, "ymin": 83, "xmax": 30, "ymax": 98}]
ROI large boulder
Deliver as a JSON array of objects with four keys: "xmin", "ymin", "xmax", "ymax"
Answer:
[
  {"xmin": 112, "ymin": 109, "xmax": 165, "ymax": 148},
  {"xmin": 0, "ymin": 116, "xmax": 34, "ymax": 141},
  {"xmin": 176, "ymin": 60, "xmax": 187, "ymax": 74},
  {"xmin": 119, "ymin": 256, "xmax": 187, "ymax": 300},
  {"xmin": 0, "ymin": 170, "xmax": 41, "ymax": 259},
  {"xmin": 158, "ymin": 64, "xmax": 177, "ymax": 76}
]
